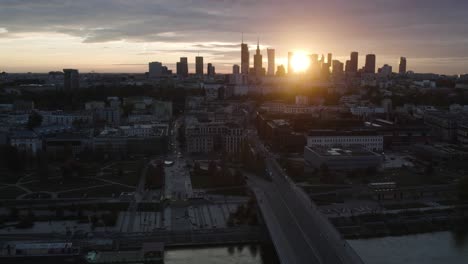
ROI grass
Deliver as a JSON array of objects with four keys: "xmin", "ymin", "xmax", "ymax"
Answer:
[
  {"xmin": 98, "ymin": 161, "xmax": 141, "ymax": 186},
  {"xmin": 23, "ymin": 178, "xmax": 104, "ymax": 193},
  {"xmin": 58, "ymin": 184, "xmax": 135, "ymax": 198},
  {"xmin": 190, "ymin": 172, "xmax": 212, "ymax": 189},
  {"xmin": 0, "ymin": 186, "xmax": 27, "ymax": 199}
]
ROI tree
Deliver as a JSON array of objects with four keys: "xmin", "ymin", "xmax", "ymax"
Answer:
[
  {"xmin": 459, "ymin": 177, "xmax": 468, "ymax": 201},
  {"xmin": 27, "ymin": 111, "xmax": 43, "ymax": 130},
  {"xmin": 1, "ymin": 146, "xmax": 24, "ymax": 173},
  {"xmin": 36, "ymin": 151, "xmax": 49, "ymax": 182}
]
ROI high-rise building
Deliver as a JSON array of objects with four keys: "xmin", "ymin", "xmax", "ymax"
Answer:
[
  {"xmin": 241, "ymin": 41, "xmax": 250, "ymax": 75},
  {"xmin": 378, "ymin": 64, "xmax": 393, "ymax": 78},
  {"xmin": 345, "ymin": 60, "xmax": 351, "ymax": 73},
  {"xmin": 332, "ymin": 60, "xmax": 344, "ymax": 76},
  {"xmin": 364, "ymin": 54, "xmax": 376, "ymax": 74},
  {"xmin": 233, "ymin": 64, "xmax": 240, "ymax": 75},
  {"xmin": 267, "ymin": 48, "xmax": 275, "ymax": 76},
  {"xmin": 63, "ymin": 69, "xmax": 79, "ymax": 91},
  {"xmin": 288, "ymin": 52, "xmax": 294, "ymax": 74},
  {"xmin": 276, "ymin": 65, "xmax": 286, "ymax": 77},
  {"xmin": 349, "ymin": 52, "xmax": 358, "ymax": 73},
  {"xmin": 253, "ymin": 40, "xmax": 264, "ymax": 77},
  {"xmin": 399, "ymin": 57, "xmax": 407, "ymax": 74},
  {"xmin": 207, "ymin": 63, "xmax": 215, "ymax": 76},
  {"xmin": 149, "ymin": 62, "xmax": 163, "ymax": 78},
  {"xmin": 195, "ymin": 56, "xmax": 204, "ymax": 76},
  {"xmin": 327, "ymin": 53, "xmax": 332, "ymax": 65},
  {"xmin": 176, "ymin": 57, "xmax": 188, "ymax": 77}
]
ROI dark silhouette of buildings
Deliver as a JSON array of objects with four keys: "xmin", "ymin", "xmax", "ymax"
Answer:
[
  {"xmin": 364, "ymin": 54, "xmax": 376, "ymax": 74},
  {"xmin": 63, "ymin": 69, "xmax": 79, "ymax": 91},
  {"xmin": 399, "ymin": 57, "xmax": 407, "ymax": 74},
  {"xmin": 176, "ymin": 57, "xmax": 189, "ymax": 78},
  {"xmin": 349, "ymin": 52, "xmax": 359, "ymax": 73},
  {"xmin": 195, "ymin": 56, "xmax": 204, "ymax": 76}
]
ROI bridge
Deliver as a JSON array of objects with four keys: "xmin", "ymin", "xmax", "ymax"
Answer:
[{"xmin": 248, "ymin": 136, "xmax": 365, "ymax": 264}]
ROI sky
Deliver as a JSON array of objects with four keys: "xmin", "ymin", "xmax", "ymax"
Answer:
[{"xmin": 0, "ymin": 0, "xmax": 467, "ymax": 75}]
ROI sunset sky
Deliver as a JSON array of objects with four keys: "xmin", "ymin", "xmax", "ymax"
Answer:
[{"xmin": 1, "ymin": 0, "xmax": 467, "ymax": 74}]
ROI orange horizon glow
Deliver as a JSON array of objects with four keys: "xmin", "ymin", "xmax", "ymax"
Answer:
[{"xmin": 290, "ymin": 51, "xmax": 310, "ymax": 73}]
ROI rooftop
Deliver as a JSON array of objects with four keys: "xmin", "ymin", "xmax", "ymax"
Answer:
[{"xmin": 306, "ymin": 145, "xmax": 379, "ymax": 157}]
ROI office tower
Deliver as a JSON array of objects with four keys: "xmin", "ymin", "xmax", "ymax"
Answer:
[
  {"xmin": 241, "ymin": 39, "xmax": 250, "ymax": 75},
  {"xmin": 399, "ymin": 57, "xmax": 407, "ymax": 74},
  {"xmin": 233, "ymin": 64, "xmax": 240, "ymax": 75},
  {"xmin": 276, "ymin": 65, "xmax": 286, "ymax": 77},
  {"xmin": 176, "ymin": 57, "xmax": 188, "ymax": 77},
  {"xmin": 195, "ymin": 56, "xmax": 204, "ymax": 76},
  {"xmin": 207, "ymin": 63, "xmax": 215, "ymax": 76},
  {"xmin": 345, "ymin": 60, "xmax": 351, "ymax": 72},
  {"xmin": 320, "ymin": 54, "xmax": 330, "ymax": 79},
  {"xmin": 253, "ymin": 39, "xmax": 263, "ymax": 77},
  {"xmin": 364, "ymin": 54, "xmax": 376, "ymax": 74},
  {"xmin": 332, "ymin": 60, "xmax": 344, "ymax": 75},
  {"xmin": 149, "ymin": 62, "xmax": 163, "ymax": 78},
  {"xmin": 288, "ymin": 52, "xmax": 294, "ymax": 74},
  {"xmin": 378, "ymin": 64, "xmax": 393, "ymax": 78},
  {"xmin": 310, "ymin": 54, "xmax": 319, "ymax": 64},
  {"xmin": 63, "ymin": 69, "xmax": 79, "ymax": 90},
  {"xmin": 349, "ymin": 52, "xmax": 358, "ymax": 73},
  {"xmin": 327, "ymin": 53, "xmax": 332, "ymax": 65},
  {"xmin": 267, "ymin": 48, "xmax": 275, "ymax": 76}
]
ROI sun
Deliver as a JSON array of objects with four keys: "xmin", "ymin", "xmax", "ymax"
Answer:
[{"xmin": 291, "ymin": 52, "xmax": 310, "ymax": 73}]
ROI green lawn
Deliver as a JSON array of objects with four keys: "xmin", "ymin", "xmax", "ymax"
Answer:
[
  {"xmin": 0, "ymin": 186, "xmax": 27, "ymax": 199},
  {"xmin": 23, "ymin": 178, "xmax": 104, "ymax": 193},
  {"xmin": 58, "ymin": 184, "xmax": 135, "ymax": 198}
]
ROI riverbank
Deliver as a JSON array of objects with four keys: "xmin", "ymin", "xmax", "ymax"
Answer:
[{"xmin": 330, "ymin": 204, "xmax": 468, "ymax": 239}]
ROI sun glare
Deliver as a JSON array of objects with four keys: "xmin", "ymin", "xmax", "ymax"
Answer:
[{"xmin": 291, "ymin": 52, "xmax": 310, "ymax": 73}]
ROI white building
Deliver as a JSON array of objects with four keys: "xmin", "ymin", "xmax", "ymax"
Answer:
[
  {"xmin": 41, "ymin": 111, "xmax": 93, "ymax": 126},
  {"xmin": 307, "ymin": 130, "xmax": 384, "ymax": 152},
  {"xmin": 350, "ymin": 106, "xmax": 386, "ymax": 116},
  {"xmin": 10, "ymin": 130, "xmax": 42, "ymax": 155}
]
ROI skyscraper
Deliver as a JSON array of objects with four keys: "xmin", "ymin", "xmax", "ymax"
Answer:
[
  {"xmin": 207, "ymin": 63, "xmax": 215, "ymax": 76},
  {"xmin": 267, "ymin": 49, "xmax": 275, "ymax": 76},
  {"xmin": 364, "ymin": 54, "xmax": 376, "ymax": 74},
  {"xmin": 176, "ymin": 57, "xmax": 188, "ymax": 77},
  {"xmin": 288, "ymin": 52, "xmax": 294, "ymax": 74},
  {"xmin": 327, "ymin": 53, "xmax": 332, "ymax": 65},
  {"xmin": 332, "ymin": 60, "xmax": 344, "ymax": 76},
  {"xmin": 276, "ymin": 65, "xmax": 286, "ymax": 77},
  {"xmin": 241, "ymin": 39, "xmax": 250, "ymax": 75},
  {"xmin": 195, "ymin": 56, "xmax": 204, "ymax": 76},
  {"xmin": 63, "ymin": 69, "xmax": 79, "ymax": 91},
  {"xmin": 253, "ymin": 39, "xmax": 264, "ymax": 77},
  {"xmin": 399, "ymin": 57, "xmax": 407, "ymax": 74},
  {"xmin": 149, "ymin": 62, "xmax": 163, "ymax": 78},
  {"xmin": 233, "ymin": 64, "xmax": 240, "ymax": 75},
  {"xmin": 349, "ymin": 52, "xmax": 358, "ymax": 73}
]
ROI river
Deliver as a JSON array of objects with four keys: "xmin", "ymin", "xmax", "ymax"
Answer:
[
  {"xmin": 164, "ymin": 244, "xmax": 279, "ymax": 264},
  {"xmin": 349, "ymin": 231, "xmax": 468, "ymax": 264},
  {"xmin": 164, "ymin": 231, "xmax": 468, "ymax": 264}
]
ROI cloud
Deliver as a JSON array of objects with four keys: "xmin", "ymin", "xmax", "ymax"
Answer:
[{"xmin": 1, "ymin": 0, "xmax": 468, "ymax": 73}]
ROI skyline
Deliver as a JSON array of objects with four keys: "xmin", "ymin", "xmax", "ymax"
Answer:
[{"xmin": 1, "ymin": 0, "xmax": 468, "ymax": 74}]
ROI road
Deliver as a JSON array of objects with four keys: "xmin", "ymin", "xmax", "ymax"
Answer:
[
  {"xmin": 249, "ymin": 133, "xmax": 364, "ymax": 264},
  {"xmin": 164, "ymin": 116, "xmax": 193, "ymax": 201},
  {"xmin": 121, "ymin": 159, "xmax": 149, "ymax": 233}
]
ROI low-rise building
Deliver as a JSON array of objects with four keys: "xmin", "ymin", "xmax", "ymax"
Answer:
[
  {"xmin": 307, "ymin": 129, "xmax": 383, "ymax": 152},
  {"xmin": 41, "ymin": 111, "xmax": 93, "ymax": 127},
  {"xmin": 424, "ymin": 111, "xmax": 460, "ymax": 142},
  {"xmin": 185, "ymin": 116, "xmax": 245, "ymax": 154},
  {"xmin": 304, "ymin": 145, "xmax": 382, "ymax": 171},
  {"xmin": 10, "ymin": 130, "xmax": 42, "ymax": 155}
]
